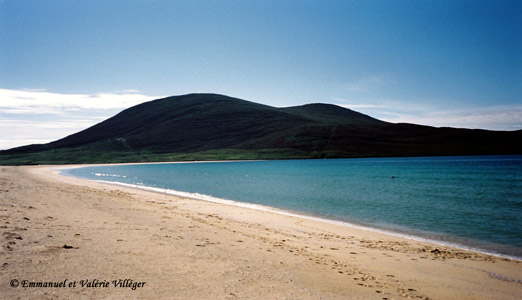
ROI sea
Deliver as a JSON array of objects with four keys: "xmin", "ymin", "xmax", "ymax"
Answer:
[{"xmin": 61, "ymin": 155, "xmax": 522, "ymax": 260}]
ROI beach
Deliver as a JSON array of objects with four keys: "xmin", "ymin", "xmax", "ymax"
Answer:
[{"xmin": 1, "ymin": 166, "xmax": 520, "ymax": 299}]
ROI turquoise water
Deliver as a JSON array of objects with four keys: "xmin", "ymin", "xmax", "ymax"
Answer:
[{"xmin": 62, "ymin": 155, "xmax": 522, "ymax": 259}]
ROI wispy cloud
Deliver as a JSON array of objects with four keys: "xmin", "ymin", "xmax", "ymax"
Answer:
[
  {"xmin": 0, "ymin": 118, "xmax": 100, "ymax": 150},
  {"xmin": 0, "ymin": 89, "xmax": 161, "ymax": 150},
  {"xmin": 333, "ymin": 98, "xmax": 390, "ymax": 110},
  {"xmin": 334, "ymin": 97, "xmax": 522, "ymax": 131},
  {"xmin": 379, "ymin": 105, "xmax": 522, "ymax": 130},
  {"xmin": 0, "ymin": 88, "xmax": 159, "ymax": 113}
]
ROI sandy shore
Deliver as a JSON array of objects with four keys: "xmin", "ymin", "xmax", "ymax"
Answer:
[{"xmin": 1, "ymin": 165, "xmax": 520, "ymax": 299}]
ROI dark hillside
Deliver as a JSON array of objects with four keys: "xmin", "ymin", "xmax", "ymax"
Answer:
[
  {"xmin": 1, "ymin": 93, "xmax": 521, "ymax": 165},
  {"xmin": 282, "ymin": 103, "xmax": 386, "ymax": 125}
]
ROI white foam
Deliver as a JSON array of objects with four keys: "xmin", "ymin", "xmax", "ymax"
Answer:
[{"xmin": 93, "ymin": 173, "xmax": 127, "ymax": 178}]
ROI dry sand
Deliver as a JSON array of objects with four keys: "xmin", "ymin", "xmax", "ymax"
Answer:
[{"xmin": 1, "ymin": 165, "xmax": 520, "ymax": 299}]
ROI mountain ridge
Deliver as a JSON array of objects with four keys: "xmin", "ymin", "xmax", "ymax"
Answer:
[{"xmin": 1, "ymin": 93, "xmax": 521, "ymax": 165}]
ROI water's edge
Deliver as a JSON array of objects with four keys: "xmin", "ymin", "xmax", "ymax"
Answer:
[{"xmin": 58, "ymin": 166, "xmax": 521, "ymax": 261}]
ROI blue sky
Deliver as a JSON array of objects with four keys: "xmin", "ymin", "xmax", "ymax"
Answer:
[{"xmin": 1, "ymin": 0, "xmax": 521, "ymax": 149}]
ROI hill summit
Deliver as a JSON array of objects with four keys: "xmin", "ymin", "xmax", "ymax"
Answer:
[{"xmin": 1, "ymin": 93, "xmax": 521, "ymax": 164}]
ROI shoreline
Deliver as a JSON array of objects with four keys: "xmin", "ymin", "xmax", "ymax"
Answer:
[
  {"xmin": 58, "ymin": 164, "xmax": 522, "ymax": 261},
  {"xmin": 2, "ymin": 165, "xmax": 521, "ymax": 299},
  {"xmin": 86, "ymin": 178, "xmax": 522, "ymax": 262}
]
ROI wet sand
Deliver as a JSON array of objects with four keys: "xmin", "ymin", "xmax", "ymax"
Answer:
[{"xmin": 1, "ymin": 165, "xmax": 520, "ymax": 299}]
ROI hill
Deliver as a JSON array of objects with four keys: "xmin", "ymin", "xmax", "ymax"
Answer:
[{"xmin": 1, "ymin": 93, "xmax": 521, "ymax": 164}]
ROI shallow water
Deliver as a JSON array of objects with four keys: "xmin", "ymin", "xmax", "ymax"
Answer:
[{"xmin": 63, "ymin": 155, "xmax": 522, "ymax": 259}]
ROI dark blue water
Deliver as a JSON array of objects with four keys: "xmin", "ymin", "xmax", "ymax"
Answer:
[{"xmin": 63, "ymin": 155, "xmax": 522, "ymax": 259}]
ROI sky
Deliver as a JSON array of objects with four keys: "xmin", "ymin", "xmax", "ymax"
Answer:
[{"xmin": 1, "ymin": 0, "xmax": 521, "ymax": 150}]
